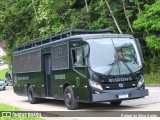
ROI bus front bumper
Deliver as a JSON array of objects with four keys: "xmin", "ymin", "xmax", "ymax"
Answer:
[{"xmin": 92, "ymin": 89, "xmax": 149, "ymax": 102}]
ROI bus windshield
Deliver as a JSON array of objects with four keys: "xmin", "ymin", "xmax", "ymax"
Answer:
[{"xmin": 88, "ymin": 38, "xmax": 142, "ymax": 75}]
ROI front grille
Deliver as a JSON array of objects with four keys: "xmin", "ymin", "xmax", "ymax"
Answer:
[{"xmin": 102, "ymin": 81, "xmax": 137, "ymax": 90}]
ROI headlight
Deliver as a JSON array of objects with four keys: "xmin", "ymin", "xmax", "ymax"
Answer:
[
  {"xmin": 89, "ymin": 80, "xmax": 103, "ymax": 90},
  {"xmin": 137, "ymin": 75, "xmax": 144, "ymax": 88}
]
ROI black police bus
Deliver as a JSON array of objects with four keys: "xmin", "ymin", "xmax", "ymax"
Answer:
[{"xmin": 13, "ymin": 29, "xmax": 149, "ymax": 110}]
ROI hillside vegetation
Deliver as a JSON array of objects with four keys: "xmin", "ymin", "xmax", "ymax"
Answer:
[{"xmin": 0, "ymin": 0, "xmax": 159, "ymax": 78}]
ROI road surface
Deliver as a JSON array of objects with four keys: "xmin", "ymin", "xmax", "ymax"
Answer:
[{"xmin": 0, "ymin": 86, "xmax": 160, "ymax": 120}]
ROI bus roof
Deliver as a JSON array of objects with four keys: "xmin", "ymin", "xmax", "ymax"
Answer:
[{"xmin": 14, "ymin": 29, "xmax": 134, "ymax": 55}]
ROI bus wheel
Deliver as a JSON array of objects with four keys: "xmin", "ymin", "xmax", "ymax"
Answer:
[
  {"xmin": 27, "ymin": 85, "xmax": 38, "ymax": 104},
  {"xmin": 64, "ymin": 86, "xmax": 78, "ymax": 110},
  {"xmin": 110, "ymin": 101, "xmax": 122, "ymax": 106}
]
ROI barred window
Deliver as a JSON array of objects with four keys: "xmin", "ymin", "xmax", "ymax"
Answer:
[
  {"xmin": 52, "ymin": 44, "xmax": 69, "ymax": 70},
  {"xmin": 13, "ymin": 50, "xmax": 41, "ymax": 73}
]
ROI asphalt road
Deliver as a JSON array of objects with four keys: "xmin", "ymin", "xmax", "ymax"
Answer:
[{"xmin": 0, "ymin": 86, "xmax": 160, "ymax": 120}]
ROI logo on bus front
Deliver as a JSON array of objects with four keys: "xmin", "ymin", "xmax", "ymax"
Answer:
[
  {"xmin": 109, "ymin": 77, "xmax": 132, "ymax": 83},
  {"xmin": 119, "ymin": 83, "xmax": 124, "ymax": 88}
]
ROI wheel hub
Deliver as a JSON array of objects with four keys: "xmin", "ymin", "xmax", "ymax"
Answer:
[
  {"xmin": 65, "ymin": 92, "xmax": 72, "ymax": 105},
  {"xmin": 28, "ymin": 91, "xmax": 32, "ymax": 101}
]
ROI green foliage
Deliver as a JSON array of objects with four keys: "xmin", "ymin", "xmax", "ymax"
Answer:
[
  {"xmin": 145, "ymin": 72, "xmax": 160, "ymax": 84},
  {"xmin": 0, "ymin": 103, "xmax": 21, "ymax": 111},
  {"xmin": 37, "ymin": 0, "xmax": 76, "ymax": 35},
  {"xmin": 0, "ymin": 55, "xmax": 7, "ymax": 64},
  {"xmin": 144, "ymin": 57, "xmax": 160, "ymax": 73},
  {"xmin": 0, "ymin": 0, "xmax": 159, "ymax": 74},
  {"xmin": 0, "ymin": 68, "xmax": 10, "ymax": 80},
  {"xmin": 0, "ymin": 0, "xmax": 40, "ymax": 66},
  {"xmin": 88, "ymin": 0, "xmax": 112, "ymax": 30},
  {"xmin": 146, "ymin": 35, "xmax": 160, "ymax": 50},
  {"xmin": 133, "ymin": 0, "xmax": 160, "ymax": 50}
]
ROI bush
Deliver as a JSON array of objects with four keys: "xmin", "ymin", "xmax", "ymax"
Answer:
[
  {"xmin": 0, "ymin": 68, "xmax": 10, "ymax": 80},
  {"xmin": 144, "ymin": 57, "xmax": 160, "ymax": 73}
]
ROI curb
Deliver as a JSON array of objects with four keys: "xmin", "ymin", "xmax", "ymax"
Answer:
[{"xmin": 146, "ymin": 84, "xmax": 160, "ymax": 87}]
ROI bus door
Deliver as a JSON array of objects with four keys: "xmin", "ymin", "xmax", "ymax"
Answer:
[
  {"xmin": 43, "ymin": 53, "xmax": 52, "ymax": 97},
  {"xmin": 70, "ymin": 41, "xmax": 90, "ymax": 101}
]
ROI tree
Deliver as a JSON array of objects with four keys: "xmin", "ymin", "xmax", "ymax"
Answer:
[
  {"xmin": 0, "ymin": 0, "xmax": 40, "ymax": 66},
  {"xmin": 104, "ymin": 0, "xmax": 123, "ymax": 34},
  {"xmin": 37, "ymin": 0, "xmax": 76, "ymax": 35},
  {"xmin": 133, "ymin": 0, "xmax": 160, "ymax": 51},
  {"xmin": 0, "ymin": 0, "xmax": 159, "ymax": 70},
  {"xmin": 84, "ymin": 0, "xmax": 89, "ymax": 12},
  {"xmin": 122, "ymin": 0, "xmax": 134, "ymax": 33}
]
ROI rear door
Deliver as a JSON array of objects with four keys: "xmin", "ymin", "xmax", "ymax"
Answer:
[{"xmin": 42, "ymin": 48, "xmax": 52, "ymax": 97}]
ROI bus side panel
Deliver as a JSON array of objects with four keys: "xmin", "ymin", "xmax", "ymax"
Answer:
[
  {"xmin": 51, "ymin": 68, "xmax": 90, "ymax": 102},
  {"xmin": 13, "ymin": 72, "xmax": 45, "ymax": 97},
  {"xmin": 13, "ymin": 74, "xmax": 27, "ymax": 96},
  {"xmin": 72, "ymin": 67, "xmax": 90, "ymax": 103},
  {"xmin": 51, "ymin": 70, "xmax": 64, "ymax": 99}
]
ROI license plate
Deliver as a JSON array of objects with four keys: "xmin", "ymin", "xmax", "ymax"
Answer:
[{"xmin": 119, "ymin": 93, "xmax": 129, "ymax": 99}]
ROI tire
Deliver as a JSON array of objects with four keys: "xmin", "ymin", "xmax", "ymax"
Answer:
[
  {"xmin": 27, "ymin": 85, "xmax": 38, "ymax": 104},
  {"xmin": 110, "ymin": 101, "xmax": 122, "ymax": 106},
  {"xmin": 64, "ymin": 86, "xmax": 78, "ymax": 110}
]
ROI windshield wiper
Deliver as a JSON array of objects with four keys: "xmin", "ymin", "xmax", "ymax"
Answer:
[
  {"xmin": 107, "ymin": 59, "xmax": 117, "ymax": 75},
  {"xmin": 107, "ymin": 38, "xmax": 133, "ymax": 75},
  {"xmin": 107, "ymin": 59, "xmax": 133, "ymax": 75},
  {"xmin": 119, "ymin": 59, "xmax": 133, "ymax": 73}
]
